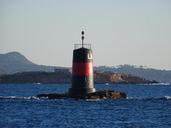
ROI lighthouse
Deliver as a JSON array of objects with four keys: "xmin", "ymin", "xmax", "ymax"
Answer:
[
  {"xmin": 69, "ymin": 31, "xmax": 96, "ymax": 97},
  {"xmin": 37, "ymin": 31, "xmax": 127, "ymax": 99}
]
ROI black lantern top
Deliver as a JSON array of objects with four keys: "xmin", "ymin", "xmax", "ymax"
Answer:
[{"xmin": 81, "ymin": 31, "xmax": 84, "ymax": 48}]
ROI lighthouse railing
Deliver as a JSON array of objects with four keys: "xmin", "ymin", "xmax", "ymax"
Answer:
[{"xmin": 74, "ymin": 44, "xmax": 91, "ymax": 50}]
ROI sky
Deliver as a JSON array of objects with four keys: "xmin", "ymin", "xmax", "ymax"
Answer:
[{"xmin": 0, "ymin": 0, "xmax": 171, "ymax": 70}]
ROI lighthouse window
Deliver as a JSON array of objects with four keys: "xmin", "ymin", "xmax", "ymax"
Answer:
[{"xmin": 88, "ymin": 53, "xmax": 92, "ymax": 59}]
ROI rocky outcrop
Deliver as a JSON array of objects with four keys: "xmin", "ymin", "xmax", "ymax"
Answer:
[
  {"xmin": 36, "ymin": 90, "xmax": 127, "ymax": 100},
  {"xmin": 84, "ymin": 90, "xmax": 127, "ymax": 99},
  {"xmin": 94, "ymin": 71, "xmax": 156, "ymax": 84}
]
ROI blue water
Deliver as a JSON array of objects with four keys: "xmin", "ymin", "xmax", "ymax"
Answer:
[{"xmin": 0, "ymin": 84, "xmax": 171, "ymax": 128}]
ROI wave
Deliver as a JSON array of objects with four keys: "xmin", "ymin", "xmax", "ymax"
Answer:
[
  {"xmin": 145, "ymin": 83, "xmax": 171, "ymax": 86},
  {"xmin": 127, "ymin": 96, "xmax": 171, "ymax": 100},
  {"xmin": 86, "ymin": 98, "xmax": 102, "ymax": 101},
  {"xmin": 163, "ymin": 96, "xmax": 171, "ymax": 100},
  {"xmin": 0, "ymin": 96, "xmax": 171, "ymax": 101},
  {"xmin": 0, "ymin": 96, "xmax": 40, "ymax": 100}
]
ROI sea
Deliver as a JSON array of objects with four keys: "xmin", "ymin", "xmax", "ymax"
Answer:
[{"xmin": 0, "ymin": 83, "xmax": 171, "ymax": 128}]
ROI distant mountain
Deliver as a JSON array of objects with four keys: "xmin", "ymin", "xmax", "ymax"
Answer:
[
  {"xmin": 95, "ymin": 65, "xmax": 171, "ymax": 83},
  {"xmin": 0, "ymin": 52, "xmax": 62, "ymax": 75}
]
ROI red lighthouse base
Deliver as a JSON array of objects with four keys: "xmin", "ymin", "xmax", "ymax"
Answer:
[{"xmin": 70, "ymin": 47, "xmax": 96, "ymax": 97}]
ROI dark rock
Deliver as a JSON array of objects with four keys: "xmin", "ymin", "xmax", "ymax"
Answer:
[
  {"xmin": 36, "ymin": 90, "xmax": 127, "ymax": 100},
  {"xmin": 86, "ymin": 90, "xmax": 127, "ymax": 99}
]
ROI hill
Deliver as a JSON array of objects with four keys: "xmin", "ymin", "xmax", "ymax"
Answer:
[
  {"xmin": 0, "ymin": 52, "xmax": 170, "ymax": 83},
  {"xmin": 0, "ymin": 70, "xmax": 155, "ymax": 84},
  {"xmin": 95, "ymin": 65, "xmax": 171, "ymax": 83},
  {"xmin": 0, "ymin": 52, "xmax": 62, "ymax": 74}
]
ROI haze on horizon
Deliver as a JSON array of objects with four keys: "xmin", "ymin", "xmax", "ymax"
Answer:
[{"xmin": 0, "ymin": 0, "xmax": 171, "ymax": 70}]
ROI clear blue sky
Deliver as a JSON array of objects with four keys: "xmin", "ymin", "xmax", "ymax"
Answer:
[{"xmin": 0, "ymin": 0, "xmax": 171, "ymax": 69}]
